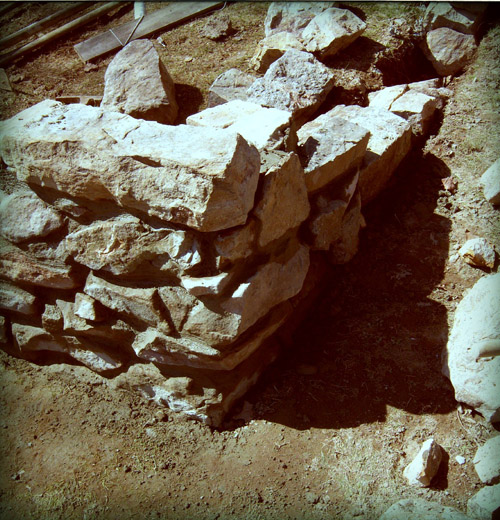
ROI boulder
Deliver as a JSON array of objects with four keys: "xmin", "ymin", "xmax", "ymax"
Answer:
[
  {"xmin": 84, "ymin": 272, "xmax": 167, "ymax": 330},
  {"xmin": 0, "ymin": 281, "xmax": 36, "ymax": 315},
  {"xmin": 264, "ymin": 2, "xmax": 335, "ymax": 38},
  {"xmin": 101, "ymin": 39, "xmax": 178, "ymax": 125},
  {"xmin": 201, "ymin": 13, "xmax": 234, "ymax": 40},
  {"xmin": 0, "ymin": 242, "xmax": 78, "ymax": 289},
  {"xmin": 0, "ymin": 100, "xmax": 261, "ymax": 232},
  {"xmin": 423, "ymin": 28, "xmax": 477, "ymax": 76},
  {"xmin": 423, "ymin": 2, "xmax": 484, "ymax": 35},
  {"xmin": 326, "ymin": 105, "xmax": 412, "ymax": 204},
  {"xmin": 301, "ymin": 7, "xmax": 366, "ymax": 59},
  {"xmin": 473, "ymin": 436, "xmax": 500, "ymax": 485},
  {"xmin": 443, "ymin": 273, "xmax": 500, "ymax": 422},
  {"xmin": 11, "ymin": 323, "xmax": 123, "ymax": 374},
  {"xmin": 297, "ymin": 112, "xmax": 369, "ymax": 192},
  {"xmin": 207, "ymin": 68, "xmax": 255, "ymax": 108},
  {"xmin": 481, "ymin": 158, "xmax": 500, "ymax": 205},
  {"xmin": 379, "ymin": 498, "xmax": 470, "ymax": 520},
  {"xmin": 0, "ymin": 191, "xmax": 64, "ymax": 243},
  {"xmin": 403, "ymin": 438, "xmax": 443, "ymax": 487},
  {"xmin": 253, "ymin": 152, "xmax": 310, "ymax": 247},
  {"xmin": 250, "ymin": 32, "xmax": 305, "ymax": 73},
  {"xmin": 467, "ymin": 483, "xmax": 500, "ymax": 520},
  {"xmin": 247, "ymin": 49, "xmax": 335, "ymax": 123},
  {"xmin": 459, "ymin": 238, "xmax": 496, "ymax": 269},
  {"xmin": 186, "ymin": 100, "xmax": 295, "ymax": 152}
]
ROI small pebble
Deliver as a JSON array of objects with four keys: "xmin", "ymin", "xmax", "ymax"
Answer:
[{"xmin": 455, "ymin": 455, "xmax": 466, "ymax": 465}]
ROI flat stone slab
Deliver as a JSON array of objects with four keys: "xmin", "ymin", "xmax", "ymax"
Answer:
[
  {"xmin": 207, "ymin": 68, "xmax": 255, "ymax": 108},
  {"xmin": 379, "ymin": 498, "xmax": 470, "ymax": 520},
  {"xmin": 186, "ymin": 100, "xmax": 295, "ymax": 152},
  {"xmin": 297, "ymin": 112, "xmax": 369, "ymax": 192},
  {"xmin": 326, "ymin": 105, "xmax": 412, "ymax": 204},
  {"xmin": 101, "ymin": 39, "xmax": 178, "ymax": 125},
  {"xmin": 473, "ymin": 436, "xmax": 500, "ymax": 485},
  {"xmin": 247, "ymin": 49, "xmax": 335, "ymax": 123},
  {"xmin": 0, "ymin": 100, "xmax": 261, "ymax": 232},
  {"xmin": 301, "ymin": 7, "xmax": 366, "ymax": 59},
  {"xmin": 424, "ymin": 27, "xmax": 477, "ymax": 76},
  {"xmin": 443, "ymin": 273, "xmax": 500, "ymax": 423}
]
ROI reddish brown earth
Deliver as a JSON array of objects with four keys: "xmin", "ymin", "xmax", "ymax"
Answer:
[{"xmin": 0, "ymin": 3, "xmax": 499, "ymax": 519}]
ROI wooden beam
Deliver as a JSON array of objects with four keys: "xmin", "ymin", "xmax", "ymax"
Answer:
[
  {"xmin": 74, "ymin": 1, "xmax": 224, "ymax": 62},
  {"xmin": 0, "ymin": 3, "xmax": 90, "ymax": 51},
  {"xmin": 0, "ymin": 3, "xmax": 123, "ymax": 68}
]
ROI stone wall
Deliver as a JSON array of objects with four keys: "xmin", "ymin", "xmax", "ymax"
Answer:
[{"xmin": 0, "ymin": 5, "xmax": 455, "ymax": 426}]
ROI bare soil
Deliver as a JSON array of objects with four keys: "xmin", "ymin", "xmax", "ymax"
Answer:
[{"xmin": 0, "ymin": 3, "xmax": 499, "ymax": 519}]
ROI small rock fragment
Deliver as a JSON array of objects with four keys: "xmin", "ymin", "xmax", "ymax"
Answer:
[
  {"xmin": 480, "ymin": 158, "xmax": 500, "ymax": 205},
  {"xmin": 473, "ymin": 436, "xmax": 500, "ymax": 485},
  {"xmin": 467, "ymin": 483, "xmax": 500, "ymax": 520},
  {"xmin": 403, "ymin": 438, "xmax": 443, "ymax": 487},
  {"xmin": 442, "ymin": 176, "xmax": 458, "ymax": 193},
  {"xmin": 455, "ymin": 455, "xmax": 466, "ymax": 465},
  {"xmin": 459, "ymin": 238, "xmax": 496, "ymax": 269}
]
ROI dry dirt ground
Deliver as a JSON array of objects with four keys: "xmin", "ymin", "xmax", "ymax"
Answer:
[{"xmin": 0, "ymin": 2, "xmax": 499, "ymax": 519}]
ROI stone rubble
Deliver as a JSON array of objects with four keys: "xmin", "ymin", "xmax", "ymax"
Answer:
[
  {"xmin": 467, "ymin": 483, "xmax": 500, "ymax": 520},
  {"xmin": 423, "ymin": 2, "xmax": 485, "ymax": 35},
  {"xmin": 403, "ymin": 438, "xmax": 444, "ymax": 487},
  {"xmin": 473, "ymin": 436, "xmax": 500, "ymax": 485},
  {"xmin": 443, "ymin": 273, "xmax": 500, "ymax": 423},
  {"xmin": 101, "ymin": 39, "xmax": 178, "ymax": 125},
  {"xmin": 379, "ymin": 498, "xmax": 471, "ymax": 520},
  {"xmin": 0, "ymin": 5, "xmax": 455, "ymax": 425}
]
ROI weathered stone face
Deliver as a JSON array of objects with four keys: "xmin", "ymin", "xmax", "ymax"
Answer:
[
  {"xmin": 0, "ymin": 100, "xmax": 261, "ymax": 232},
  {"xmin": 101, "ymin": 39, "xmax": 178, "ymax": 125},
  {"xmin": 250, "ymin": 32, "xmax": 305, "ymax": 73},
  {"xmin": 207, "ymin": 68, "xmax": 255, "ymax": 108}
]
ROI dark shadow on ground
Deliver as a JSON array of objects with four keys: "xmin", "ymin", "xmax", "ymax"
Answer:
[
  {"xmin": 174, "ymin": 83, "xmax": 204, "ymax": 124},
  {"xmin": 236, "ymin": 148, "xmax": 455, "ymax": 431}
]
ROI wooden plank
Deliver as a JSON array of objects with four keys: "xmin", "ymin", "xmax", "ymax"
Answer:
[
  {"xmin": 0, "ymin": 3, "xmax": 90, "ymax": 51},
  {"xmin": 74, "ymin": 1, "xmax": 224, "ymax": 62},
  {"xmin": 0, "ymin": 3, "xmax": 123, "ymax": 68}
]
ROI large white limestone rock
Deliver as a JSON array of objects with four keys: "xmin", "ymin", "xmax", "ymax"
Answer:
[
  {"xmin": 301, "ymin": 7, "xmax": 366, "ymax": 59},
  {"xmin": 379, "ymin": 498, "xmax": 470, "ymax": 520},
  {"xmin": 481, "ymin": 158, "xmax": 500, "ymax": 205},
  {"xmin": 250, "ymin": 32, "xmax": 305, "ymax": 73},
  {"xmin": 423, "ymin": 28, "xmax": 477, "ymax": 77},
  {"xmin": 0, "ymin": 191, "xmax": 64, "ymax": 243},
  {"xmin": 443, "ymin": 273, "xmax": 500, "ymax": 423},
  {"xmin": 473, "ymin": 436, "xmax": 500, "ymax": 485},
  {"xmin": 326, "ymin": 105, "xmax": 412, "ymax": 204},
  {"xmin": 0, "ymin": 100, "xmax": 261, "ymax": 232},
  {"xmin": 207, "ymin": 68, "xmax": 255, "ymax": 108},
  {"xmin": 101, "ymin": 39, "xmax": 178, "ymax": 125},
  {"xmin": 297, "ymin": 112, "xmax": 369, "ymax": 192},
  {"xmin": 253, "ymin": 152, "xmax": 310, "ymax": 247},
  {"xmin": 186, "ymin": 100, "xmax": 295, "ymax": 152},
  {"xmin": 247, "ymin": 49, "xmax": 335, "ymax": 123},
  {"xmin": 423, "ymin": 2, "xmax": 484, "ymax": 35},
  {"xmin": 467, "ymin": 483, "xmax": 500, "ymax": 520}
]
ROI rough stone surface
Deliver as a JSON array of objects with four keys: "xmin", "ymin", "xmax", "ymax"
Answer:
[
  {"xmin": 74, "ymin": 293, "xmax": 102, "ymax": 322},
  {"xmin": 0, "ymin": 281, "xmax": 36, "ymax": 315},
  {"xmin": 180, "ymin": 272, "xmax": 233, "ymax": 297},
  {"xmin": 253, "ymin": 152, "xmax": 310, "ymax": 247},
  {"xmin": 0, "ymin": 191, "xmax": 64, "ymax": 243},
  {"xmin": 467, "ymin": 483, "xmax": 500, "ymax": 520},
  {"xmin": 250, "ymin": 32, "xmax": 305, "ymax": 73},
  {"xmin": 443, "ymin": 273, "xmax": 500, "ymax": 423},
  {"xmin": 327, "ymin": 105, "xmax": 412, "ymax": 204},
  {"xmin": 214, "ymin": 218, "xmax": 258, "ymax": 268},
  {"xmin": 379, "ymin": 498, "xmax": 471, "ymax": 520},
  {"xmin": 297, "ymin": 113, "xmax": 370, "ymax": 192},
  {"xmin": 207, "ymin": 68, "xmax": 255, "ymax": 108},
  {"xmin": 423, "ymin": 1, "xmax": 483, "ymax": 35},
  {"xmin": 301, "ymin": 7, "xmax": 366, "ymax": 59},
  {"xmin": 459, "ymin": 238, "xmax": 496, "ymax": 269},
  {"xmin": 481, "ymin": 158, "xmax": 500, "ymax": 205},
  {"xmin": 0, "ymin": 100, "xmax": 261, "ymax": 232},
  {"xmin": 0, "ymin": 242, "xmax": 78, "ymax": 289},
  {"xmin": 101, "ymin": 39, "xmax": 178, "ymax": 125},
  {"xmin": 264, "ymin": 2, "xmax": 336, "ymax": 38},
  {"xmin": 424, "ymin": 28, "xmax": 477, "ymax": 77},
  {"xmin": 403, "ymin": 438, "xmax": 443, "ymax": 487},
  {"xmin": 473, "ymin": 436, "xmax": 500, "ymax": 485},
  {"xmin": 187, "ymin": 100, "xmax": 295, "ymax": 152},
  {"xmin": 247, "ymin": 49, "xmax": 335, "ymax": 123},
  {"xmin": 84, "ymin": 273, "xmax": 166, "ymax": 329},
  {"xmin": 201, "ymin": 13, "xmax": 234, "ymax": 40}
]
